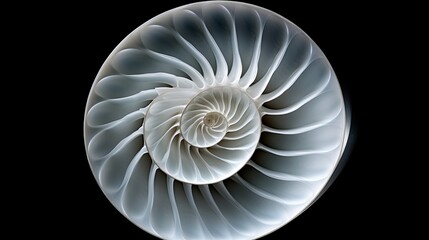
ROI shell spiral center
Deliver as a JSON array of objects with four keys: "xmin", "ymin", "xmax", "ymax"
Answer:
[{"xmin": 144, "ymin": 86, "xmax": 261, "ymax": 184}]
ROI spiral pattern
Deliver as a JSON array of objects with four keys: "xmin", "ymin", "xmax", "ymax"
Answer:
[
  {"xmin": 145, "ymin": 86, "xmax": 260, "ymax": 184},
  {"xmin": 84, "ymin": 1, "xmax": 349, "ymax": 239}
]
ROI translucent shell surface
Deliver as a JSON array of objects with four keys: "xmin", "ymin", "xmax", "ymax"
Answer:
[{"xmin": 84, "ymin": 1, "xmax": 349, "ymax": 239}]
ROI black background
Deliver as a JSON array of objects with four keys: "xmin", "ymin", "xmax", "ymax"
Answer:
[{"xmin": 37, "ymin": 0, "xmax": 400, "ymax": 239}]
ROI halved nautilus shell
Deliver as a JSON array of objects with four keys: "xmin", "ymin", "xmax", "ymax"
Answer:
[{"xmin": 84, "ymin": 1, "xmax": 350, "ymax": 239}]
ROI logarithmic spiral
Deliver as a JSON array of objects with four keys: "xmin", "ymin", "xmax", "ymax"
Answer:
[{"xmin": 84, "ymin": 1, "xmax": 350, "ymax": 239}]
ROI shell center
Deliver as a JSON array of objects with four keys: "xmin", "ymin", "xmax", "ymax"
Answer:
[{"xmin": 203, "ymin": 112, "xmax": 223, "ymax": 127}]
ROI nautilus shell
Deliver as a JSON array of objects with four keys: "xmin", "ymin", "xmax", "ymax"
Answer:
[{"xmin": 84, "ymin": 1, "xmax": 350, "ymax": 239}]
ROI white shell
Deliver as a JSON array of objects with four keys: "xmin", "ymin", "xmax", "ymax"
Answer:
[{"xmin": 84, "ymin": 1, "xmax": 350, "ymax": 239}]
